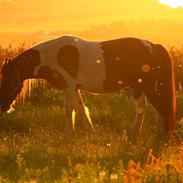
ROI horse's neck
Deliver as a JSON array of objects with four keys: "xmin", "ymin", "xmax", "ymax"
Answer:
[
  {"xmin": 15, "ymin": 59, "xmax": 36, "ymax": 82},
  {"xmin": 15, "ymin": 49, "xmax": 41, "ymax": 81}
]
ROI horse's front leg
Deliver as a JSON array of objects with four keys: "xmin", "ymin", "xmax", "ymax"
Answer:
[
  {"xmin": 155, "ymin": 112, "xmax": 166, "ymax": 137},
  {"xmin": 74, "ymin": 90, "xmax": 94, "ymax": 132},
  {"xmin": 64, "ymin": 88, "xmax": 76, "ymax": 136}
]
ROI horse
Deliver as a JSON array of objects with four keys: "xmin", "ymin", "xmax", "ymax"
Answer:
[{"xmin": 0, "ymin": 36, "xmax": 176, "ymax": 137}]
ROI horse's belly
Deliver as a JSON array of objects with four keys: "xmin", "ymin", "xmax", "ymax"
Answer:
[
  {"xmin": 75, "ymin": 42, "xmax": 106, "ymax": 93},
  {"xmin": 76, "ymin": 59, "xmax": 106, "ymax": 93}
]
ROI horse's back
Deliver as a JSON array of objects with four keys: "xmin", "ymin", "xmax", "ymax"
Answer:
[
  {"xmin": 32, "ymin": 36, "xmax": 106, "ymax": 92},
  {"xmin": 32, "ymin": 36, "xmax": 169, "ymax": 94}
]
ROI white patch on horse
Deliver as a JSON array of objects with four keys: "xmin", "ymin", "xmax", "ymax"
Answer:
[
  {"xmin": 32, "ymin": 36, "xmax": 105, "ymax": 92},
  {"xmin": 74, "ymin": 39, "xmax": 105, "ymax": 92},
  {"xmin": 32, "ymin": 36, "xmax": 77, "ymax": 86}
]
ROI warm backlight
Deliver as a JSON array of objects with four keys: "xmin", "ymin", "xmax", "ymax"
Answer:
[{"xmin": 159, "ymin": 0, "xmax": 183, "ymax": 8}]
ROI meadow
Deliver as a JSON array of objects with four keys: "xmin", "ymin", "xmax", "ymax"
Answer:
[{"xmin": 0, "ymin": 44, "xmax": 182, "ymax": 182}]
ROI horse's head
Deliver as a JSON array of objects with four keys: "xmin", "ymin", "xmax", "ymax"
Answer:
[{"xmin": 0, "ymin": 58, "xmax": 23, "ymax": 112}]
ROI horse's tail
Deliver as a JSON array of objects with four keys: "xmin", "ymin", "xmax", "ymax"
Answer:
[{"xmin": 155, "ymin": 44, "xmax": 176, "ymax": 133}]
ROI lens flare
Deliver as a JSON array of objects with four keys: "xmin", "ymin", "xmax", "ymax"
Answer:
[{"xmin": 159, "ymin": 0, "xmax": 183, "ymax": 8}]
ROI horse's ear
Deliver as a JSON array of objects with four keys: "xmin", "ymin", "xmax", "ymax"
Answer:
[{"xmin": 3, "ymin": 58, "xmax": 12, "ymax": 65}]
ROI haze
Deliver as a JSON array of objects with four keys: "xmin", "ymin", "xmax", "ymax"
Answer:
[{"xmin": 0, "ymin": 0, "xmax": 183, "ymax": 47}]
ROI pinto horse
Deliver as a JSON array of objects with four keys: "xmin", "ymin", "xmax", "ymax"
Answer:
[{"xmin": 0, "ymin": 36, "xmax": 176, "ymax": 137}]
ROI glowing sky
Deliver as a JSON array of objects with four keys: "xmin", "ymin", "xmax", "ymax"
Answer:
[
  {"xmin": 0, "ymin": 0, "xmax": 182, "ymax": 46},
  {"xmin": 159, "ymin": 0, "xmax": 183, "ymax": 8},
  {"xmin": 0, "ymin": 0, "xmax": 182, "ymax": 32}
]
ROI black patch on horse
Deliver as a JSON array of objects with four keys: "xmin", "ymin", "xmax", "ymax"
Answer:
[
  {"xmin": 38, "ymin": 66, "xmax": 67, "ymax": 89},
  {"xmin": 0, "ymin": 49, "xmax": 41, "ymax": 112},
  {"xmin": 101, "ymin": 38, "xmax": 175, "ymax": 132},
  {"xmin": 15, "ymin": 49, "xmax": 41, "ymax": 80},
  {"xmin": 57, "ymin": 45, "xmax": 79, "ymax": 78},
  {"xmin": 101, "ymin": 38, "xmax": 156, "ymax": 94}
]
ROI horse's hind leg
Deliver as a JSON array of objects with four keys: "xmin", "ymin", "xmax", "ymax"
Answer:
[
  {"xmin": 132, "ymin": 93, "xmax": 147, "ymax": 139},
  {"xmin": 155, "ymin": 112, "xmax": 166, "ymax": 137},
  {"xmin": 144, "ymin": 89, "xmax": 171, "ymax": 137},
  {"xmin": 74, "ymin": 90, "xmax": 93, "ymax": 132},
  {"xmin": 64, "ymin": 88, "xmax": 76, "ymax": 136}
]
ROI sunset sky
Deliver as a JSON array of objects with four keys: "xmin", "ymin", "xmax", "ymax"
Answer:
[{"xmin": 0, "ymin": 0, "xmax": 183, "ymax": 46}]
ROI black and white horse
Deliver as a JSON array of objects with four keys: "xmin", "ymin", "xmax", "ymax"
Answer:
[{"xmin": 0, "ymin": 36, "xmax": 176, "ymax": 137}]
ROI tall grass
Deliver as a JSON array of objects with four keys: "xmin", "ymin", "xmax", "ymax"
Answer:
[
  {"xmin": 0, "ymin": 44, "xmax": 182, "ymax": 182},
  {"xmin": 0, "ymin": 97, "xmax": 182, "ymax": 182}
]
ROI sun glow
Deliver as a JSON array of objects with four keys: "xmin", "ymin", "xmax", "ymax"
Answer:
[
  {"xmin": 159, "ymin": 0, "xmax": 183, "ymax": 8},
  {"xmin": 72, "ymin": 110, "xmax": 76, "ymax": 129},
  {"xmin": 0, "ymin": 0, "xmax": 183, "ymax": 47}
]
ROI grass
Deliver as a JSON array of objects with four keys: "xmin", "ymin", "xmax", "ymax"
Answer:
[
  {"xmin": 0, "ymin": 44, "xmax": 182, "ymax": 182},
  {"xmin": 0, "ymin": 91, "xmax": 182, "ymax": 182}
]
